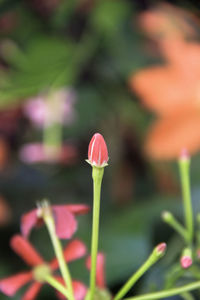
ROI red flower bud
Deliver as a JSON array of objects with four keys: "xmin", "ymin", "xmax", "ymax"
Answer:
[
  {"xmin": 180, "ymin": 255, "xmax": 192, "ymax": 269},
  {"xmin": 87, "ymin": 133, "xmax": 108, "ymax": 168},
  {"xmin": 156, "ymin": 242, "xmax": 166, "ymax": 255}
]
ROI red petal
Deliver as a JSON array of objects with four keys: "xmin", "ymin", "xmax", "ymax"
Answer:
[
  {"xmin": 73, "ymin": 281, "xmax": 87, "ymax": 300},
  {"xmin": 64, "ymin": 204, "xmax": 90, "ymax": 215},
  {"xmin": 50, "ymin": 240, "xmax": 87, "ymax": 270},
  {"xmin": 55, "ymin": 277, "xmax": 87, "ymax": 300},
  {"xmin": 0, "ymin": 272, "xmax": 32, "ymax": 296},
  {"xmin": 10, "ymin": 235, "xmax": 44, "ymax": 266},
  {"xmin": 53, "ymin": 206, "xmax": 77, "ymax": 239},
  {"xmin": 86, "ymin": 253, "xmax": 106, "ymax": 288},
  {"xmin": 22, "ymin": 282, "xmax": 42, "ymax": 300},
  {"xmin": 21, "ymin": 209, "xmax": 38, "ymax": 238},
  {"xmin": 88, "ymin": 133, "xmax": 108, "ymax": 167}
]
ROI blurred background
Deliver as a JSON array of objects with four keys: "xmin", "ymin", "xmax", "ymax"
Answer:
[{"xmin": 0, "ymin": 0, "xmax": 200, "ymax": 299}]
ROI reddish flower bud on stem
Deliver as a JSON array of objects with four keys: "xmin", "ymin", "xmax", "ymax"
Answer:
[
  {"xmin": 87, "ymin": 133, "xmax": 108, "ymax": 168},
  {"xmin": 180, "ymin": 248, "xmax": 192, "ymax": 269}
]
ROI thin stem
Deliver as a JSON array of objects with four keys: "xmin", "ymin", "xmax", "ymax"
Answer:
[
  {"xmin": 43, "ymin": 122, "xmax": 62, "ymax": 157},
  {"xmin": 124, "ymin": 280, "xmax": 200, "ymax": 300},
  {"xmin": 179, "ymin": 158, "xmax": 193, "ymax": 244},
  {"xmin": 181, "ymin": 292, "xmax": 195, "ymax": 300},
  {"xmin": 89, "ymin": 167, "xmax": 104, "ymax": 300},
  {"xmin": 162, "ymin": 212, "xmax": 188, "ymax": 242},
  {"xmin": 43, "ymin": 209, "xmax": 75, "ymax": 300},
  {"xmin": 45, "ymin": 275, "xmax": 71, "ymax": 299},
  {"xmin": 114, "ymin": 246, "xmax": 165, "ymax": 300}
]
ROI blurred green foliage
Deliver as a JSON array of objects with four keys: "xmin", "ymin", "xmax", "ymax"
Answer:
[{"xmin": 0, "ymin": 0, "xmax": 199, "ymax": 299}]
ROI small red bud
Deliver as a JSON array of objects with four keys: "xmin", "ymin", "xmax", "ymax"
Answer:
[
  {"xmin": 156, "ymin": 243, "xmax": 166, "ymax": 255},
  {"xmin": 180, "ymin": 256, "xmax": 192, "ymax": 269},
  {"xmin": 180, "ymin": 148, "xmax": 190, "ymax": 160},
  {"xmin": 87, "ymin": 133, "xmax": 108, "ymax": 168},
  {"xmin": 197, "ymin": 249, "xmax": 200, "ymax": 259}
]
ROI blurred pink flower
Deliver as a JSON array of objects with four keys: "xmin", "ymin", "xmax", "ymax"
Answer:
[
  {"xmin": 19, "ymin": 142, "xmax": 78, "ymax": 165},
  {"xmin": 24, "ymin": 88, "xmax": 76, "ymax": 128},
  {"xmin": 21, "ymin": 204, "xmax": 89, "ymax": 239},
  {"xmin": 0, "ymin": 235, "xmax": 87, "ymax": 300}
]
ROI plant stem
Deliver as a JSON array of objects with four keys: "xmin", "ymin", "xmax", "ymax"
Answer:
[
  {"xmin": 179, "ymin": 157, "xmax": 193, "ymax": 244},
  {"xmin": 114, "ymin": 246, "xmax": 165, "ymax": 300},
  {"xmin": 45, "ymin": 275, "xmax": 71, "ymax": 299},
  {"xmin": 89, "ymin": 166, "xmax": 104, "ymax": 300},
  {"xmin": 43, "ymin": 207, "xmax": 75, "ymax": 300},
  {"xmin": 181, "ymin": 292, "xmax": 195, "ymax": 300},
  {"xmin": 162, "ymin": 212, "xmax": 188, "ymax": 242},
  {"xmin": 124, "ymin": 280, "xmax": 200, "ymax": 300}
]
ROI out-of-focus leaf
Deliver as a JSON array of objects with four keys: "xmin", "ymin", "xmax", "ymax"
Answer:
[
  {"xmin": 91, "ymin": 0, "xmax": 131, "ymax": 37},
  {"xmin": 0, "ymin": 37, "xmax": 76, "ymax": 107}
]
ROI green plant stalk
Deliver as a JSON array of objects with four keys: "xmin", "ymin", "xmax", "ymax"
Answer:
[
  {"xmin": 44, "ymin": 275, "xmax": 71, "ymax": 299},
  {"xmin": 124, "ymin": 280, "xmax": 200, "ymax": 300},
  {"xmin": 43, "ymin": 212, "xmax": 75, "ymax": 300},
  {"xmin": 43, "ymin": 122, "xmax": 62, "ymax": 154},
  {"xmin": 179, "ymin": 158, "xmax": 193, "ymax": 244},
  {"xmin": 89, "ymin": 166, "xmax": 104, "ymax": 300},
  {"xmin": 163, "ymin": 215, "xmax": 188, "ymax": 242},
  {"xmin": 181, "ymin": 292, "xmax": 195, "ymax": 300},
  {"xmin": 114, "ymin": 247, "xmax": 165, "ymax": 300}
]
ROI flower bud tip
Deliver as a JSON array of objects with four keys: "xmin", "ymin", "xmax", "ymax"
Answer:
[
  {"xmin": 180, "ymin": 148, "xmax": 190, "ymax": 161},
  {"xmin": 180, "ymin": 256, "xmax": 192, "ymax": 269},
  {"xmin": 87, "ymin": 133, "xmax": 109, "ymax": 168},
  {"xmin": 156, "ymin": 242, "xmax": 167, "ymax": 255},
  {"xmin": 162, "ymin": 211, "xmax": 172, "ymax": 221}
]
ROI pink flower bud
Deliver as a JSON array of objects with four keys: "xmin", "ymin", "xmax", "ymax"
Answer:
[
  {"xmin": 156, "ymin": 243, "xmax": 167, "ymax": 255},
  {"xmin": 180, "ymin": 255, "xmax": 192, "ymax": 269},
  {"xmin": 87, "ymin": 133, "xmax": 108, "ymax": 168},
  {"xmin": 180, "ymin": 148, "xmax": 190, "ymax": 161}
]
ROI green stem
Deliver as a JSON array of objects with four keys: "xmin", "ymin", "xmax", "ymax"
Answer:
[
  {"xmin": 179, "ymin": 157, "xmax": 193, "ymax": 244},
  {"xmin": 181, "ymin": 292, "xmax": 195, "ymax": 300},
  {"xmin": 43, "ymin": 208, "xmax": 75, "ymax": 300},
  {"xmin": 162, "ymin": 212, "xmax": 188, "ymax": 242},
  {"xmin": 124, "ymin": 280, "xmax": 200, "ymax": 300},
  {"xmin": 114, "ymin": 246, "xmax": 165, "ymax": 300},
  {"xmin": 89, "ymin": 166, "xmax": 104, "ymax": 300},
  {"xmin": 45, "ymin": 275, "xmax": 71, "ymax": 299},
  {"xmin": 43, "ymin": 122, "xmax": 62, "ymax": 157}
]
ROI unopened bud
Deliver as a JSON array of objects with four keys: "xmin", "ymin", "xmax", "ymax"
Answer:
[
  {"xmin": 87, "ymin": 133, "xmax": 108, "ymax": 168},
  {"xmin": 155, "ymin": 243, "xmax": 167, "ymax": 257},
  {"xmin": 162, "ymin": 211, "xmax": 173, "ymax": 222},
  {"xmin": 180, "ymin": 148, "xmax": 190, "ymax": 161},
  {"xmin": 180, "ymin": 248, "xmax": 192, "ymax": 269}
]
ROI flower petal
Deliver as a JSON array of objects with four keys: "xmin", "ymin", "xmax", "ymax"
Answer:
[
  {"xmin": 21, "ymin": 209, "xmax": 38, "ymax": 238},
  {"xmin": 0, "ymin": 272, "xmax": 32, "ymax": 296},
  {"xmin": 53, "ymin": 206, "xmax": 77, "ymax": 239},
  {"xmin": 145, "ymin": 112, "xmax": 200, "ymax": 160},
  {"xmin": 10, "ymin": 235, "xmax": 44, "ymax": 266},
  {"xmin": 22, "ymin": 282, "xmax": 42, "ymax": 300},
  {"xmin": 130, "ymin": 66, "xmax": 194, "ymax": 117},
  {"xmin": 54, "ymin": 277, "xmax": 87, "ymax": 300},
  {"xmin": 86, "ymin": 253, "xmax": 106, "ymax": 288},
  {"xmin": 88, "ymin": 133, "xmax": 108, "ymax": 167},
  {"xmin": 50, "ymin": 240, "xmax": 87, "ymax": 270},
  {"xmin": 64, "ymin": 204, "xmax": 89, "ymax": 215}
]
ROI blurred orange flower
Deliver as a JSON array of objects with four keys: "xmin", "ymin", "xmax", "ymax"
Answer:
[
  {"xmin": 130, "ymin": 38, "xmax": 200, "ymax": 160},
  {"xmin": 138, "ymin": 2, "xmax": 199, "ymax": 41},
  {"xmin": 145, "ymin": 112, "xmax": 200, "ymax": 160},
  {"xmin": 130, "ymin": 40, "xmax": 200, "ymax": 117}
]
